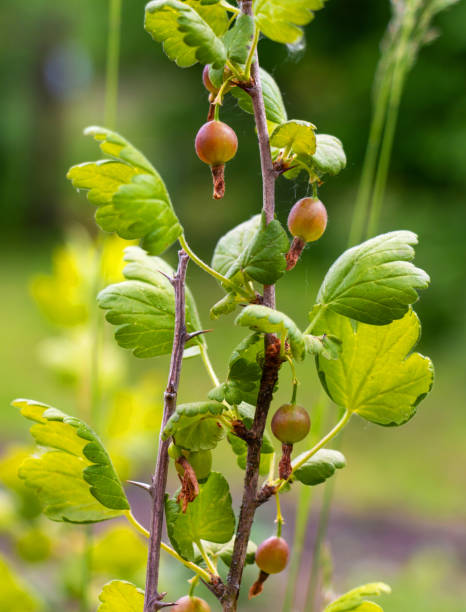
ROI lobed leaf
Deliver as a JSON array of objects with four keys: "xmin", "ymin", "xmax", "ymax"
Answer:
[
  {"xmin": 67, "ymin": 126, "xmax": 182, "ymax": 255},
  {"xmin": 145, "ymin": 0, "xmax": 227, "ymax": 68},
  {"xmin": 254, "ymin": 0, "xmax": 327, "ymax": 44},
  {"xmin": 209, "ymin": 334, "xmax": 264, "ymax": 406},
  {"xmin": 225, "ymin": 216, "xmax": 289, "ymax": 285},
  {"xmin": 293, "ymin": 448, "xmax": 346, "ymax": 486},
  {"xmin": 315, "ymin": 309, "xmax": 434, "ymax": 426},
  {"xmin": 162, "ymin": 401, "xmax": 226, "ymax": 451},
  {"xmin": 97, "ymin": 580, "xmax": 144, "ymax": 612},
  {"xmin": 14, "ymin": 399, "xmax": 129, "ymax": 523},
  {"xmin": 270, "ymin": 120, "xmax": 317, "ymax": 156},
  {"xmin": 98, "ymin": 246, "xmax": 203, "ymax": 359},
  {"xmin": 231, "ymin": 68, "xmax": 287, "ymax": 125},
  {"xmin": 165, "ymin": 472, "xmax": 235, "ymax": 560},
  {"xmin": 186, "ymin": 0, "xmax": 229, "ymax": 36},
  {"xmin": 212, "ymin": 215, "xmax": 261, "ymax": 278},
  {"xmin": 223, "ymin": 14, "xmax": 255, "ymax": 64},
  {"xmin": 235, "ymin": 305, "xmax": 305, "ymax": 360},
  {"xmin": 315, "ymin": 231, "xmax": 430, "ymax": 325},
  {"xmin": 284, "ymin": 133, "xmax": 346, "ymax": 182}
]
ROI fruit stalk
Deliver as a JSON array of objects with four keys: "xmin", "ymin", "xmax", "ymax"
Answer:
[{"xmin": 143, "ymin": 250, "xmax": 190, "ymax": 612}]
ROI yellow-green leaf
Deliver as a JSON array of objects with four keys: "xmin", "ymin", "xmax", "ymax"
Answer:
[
  {"xmin": 97, "ymin": 580, "xmax": 144, "ymax": 612},
  {"xmin": 67, "ymin": 127, "xmax": 182, "ymax": 255},
  {"xmin": 270, "ymin": 119, "xmax": 317, "ymax": 156},
  {"xmin": 324, "ymin": 582, "xmax": 391, "ymax": 612},
  {"xmin": 254, "ymin": 0, "xmax": 327, "ymax": 44},
  {"xmin": 315, "ymin": 310, "xmax": 434, "ymax": 426},
  {"xmin": 14, "ymin": 399, "xmax": 129, "ymax": 523}
]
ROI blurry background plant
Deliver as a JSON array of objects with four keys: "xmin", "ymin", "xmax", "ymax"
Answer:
[{"xmin": 0, "ymin": 0, "xmax": 465, "ymax": 611}]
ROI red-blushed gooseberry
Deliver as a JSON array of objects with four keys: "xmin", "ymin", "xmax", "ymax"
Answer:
[
  {"xmin": 271, "ymin": 404, "xmax": 310, "ymax": 444},
  {"xmin": 255, "ymin": 536, "xmax": 289, "ymax": 575}
]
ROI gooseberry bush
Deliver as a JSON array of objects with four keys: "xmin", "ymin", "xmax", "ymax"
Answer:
[{"xmin": 11, "ymin": 1, "xmax": 435, "ymax": 611}]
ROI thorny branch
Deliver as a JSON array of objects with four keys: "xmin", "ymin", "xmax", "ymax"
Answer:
[
  {"xmin": 143, "ymin": 250, "xmax": 190, "ymax": 612},
  {"xmin": 221, "ymin": 2, "xmax": 283, "ymax": 609}
]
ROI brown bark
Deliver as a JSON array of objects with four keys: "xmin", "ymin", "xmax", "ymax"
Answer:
[{"xmin": 143, "ymin": 251, "xmax": 190, "ymax": 612}]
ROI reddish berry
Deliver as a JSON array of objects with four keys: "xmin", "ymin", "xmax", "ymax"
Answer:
[
  {"xmin": 255, "ymin": 536, "xmax": 289, "ymax": 574},
  {"xmin": 195, "ymin": 120, "xmax": 238, "ymax": 168},
  {"xmin": 287, "ymin": 197, "xmax": 327, "ymax": 242},
  {"xmin": 173, "ymin": 596, "xmax": 211, "ymax": 612},
  {"xmin": 202, "ymin": 65, "xmax": 219, "ymax": 95},
  {"xmin": 271, "ymin": 404, "xmax": 310, "ymax": 444}
]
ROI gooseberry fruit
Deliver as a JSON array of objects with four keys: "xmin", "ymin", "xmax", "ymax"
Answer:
[
  {"xmin": 172, "ymin": 595, "xmax": 211, "ymax": 612},
  {"xmin": 286, "ymin": 197, "xmax": 328, "ymax": 270},
  {"xmin": 195, "ymin": 120, "xmax": 238, "ymax": 167},
  {"xmin": 288, "ymin": 197, "xmax": 327, "ymax": 242},
  {"xmin": 255, "ymin": 536, "xmax": 289, "ymax": 574},
  {"xmin": 271, "ymin": 404, "xmax": 310, "ymax": 445},
  {"xmin": 202, "ymin": 65, "xmax": 218, "ymax": 95},
  {"xmin": 195, "ymin": 120, "xmax": 238, "ymax": 199}
]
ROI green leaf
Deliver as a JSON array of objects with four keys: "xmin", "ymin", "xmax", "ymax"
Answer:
[
  {"xmin": 224, "ymin": 14, "xmax": 255, "ymax": 64},
  {"xmin": 210, "ymin": 292, "xmax": 242, "ymax": 320},
  {"xmin": 270, "ymin": 120, "xmax": 317, "ymax": 156},
  {"xmin": 254, "ymin": 0, "xmax": 326, "ymax": 44},
  {"xmin": 284, "ymin": 133, "xmax": 346, "ymax": 182},
  {"xmin": 324, "ymin": 582, "xmax": 391, "ymax": 612},
  {"xmin": 315, "ymin": 231, "xmax": 430, "ymax": 325},
  {"xmin": 209, "ymin": 334, "xmax": 264, "ymax": 405},
  {"xmin": 227, "ymin": 217, "xmax": 290, "ymax": 285},
  {"xmin": 235, "ymin": 305, "xmax": 305, "ymax": 360},
  {"xmin": 231, "ymin": 68, "xmax": 287, "ymax": 125},
  {"xmin": 309, "ymin": 133, "xmax": 346, "ymax": 178},
  {"xmin": 228, "ymin": 431, "xmax": 273, "ymax": 476},
  {"xmin": 14, "ymin": 399, "xmax": 129, "ymax": 523},
  {"xmin": 163, "ymin": 401, "xmax": 226, "ymax": 451},
  {"xmin": 227, "ymin": 403, "xmax": 274, "ymax": 475},
  {"xmin": 212, "ymin": 215, "xmax": 261, "ymax": 278},
  {"xmin": 165, "ymin": 472, "xmax": 235, "ymax": 560},
  {"xmin": 186, "ymin": 0, "xmax": 229, "ymax": 36},
  {"xmin": 304, "ymin": 334, "xmax": 342, "ymax": 360},
  {"xmin": 144, "ymin": 0, "xmax": 227, "ymax": 68},
  {"xmin": 293, "ymin": 449, "xmax": 346, "ymax": 486},
  {"xmin": 0, "ymin": 554, "xmax": 41, "ymax": 612},
  {"xmin": 97, "ymin": 580, "xmax": 144, "ymax": 612},
  {"xmin": 199, "ymin": 537, "xmax": 257, "ymax": 567},
  {"xmin": 315, "ymin": 309, "xmax": 434, "ymax": 426},
  {"xmin": 67, "ymin": 126, "xmax": 182, "ymax": 255},
  {"xmin": 98, "ymin": 246, "xmax": 203, "ymax": 358}
]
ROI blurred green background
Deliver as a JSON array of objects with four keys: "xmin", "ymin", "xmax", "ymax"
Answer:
[{"xmin": 1, "ymin": 0, "xmax": 465, "ymax": 610}]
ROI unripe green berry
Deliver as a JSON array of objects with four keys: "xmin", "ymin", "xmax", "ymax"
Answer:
[
  {"xmin": 255, "ymin": 536, "xmax": 289, "ymax": 574},
  {"xmin": 168, "ymin": 442, "xmax": 182, "ymax": 460},
  {"xmin": 188, "ymin": 450, "xmax": 212, "ymax": 482},
  {"xmin": 195, "ymin": 120, "xmax": 238, "ymax": 167},
  {"xmin": 173, "ymin": 595, "xmax": 211, "ymax": 611},
  {"xmin": 287, "ymin": 197, "xmax": 327, "ymax": 242},
  {"xmin": 271, "ymin": 404, "xmax": 310, "ymax": 444}
]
